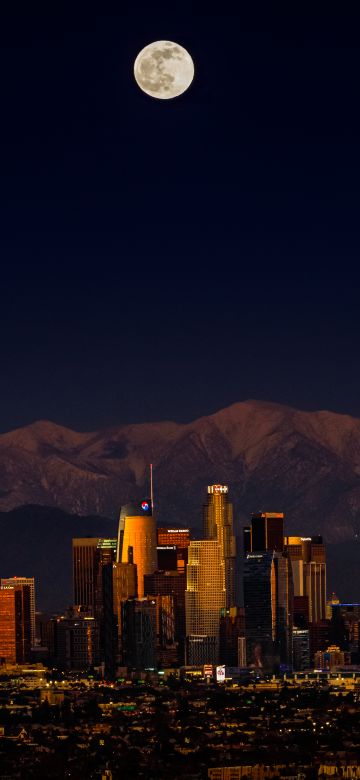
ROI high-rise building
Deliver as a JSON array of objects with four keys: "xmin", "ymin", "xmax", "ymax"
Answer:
[
  {"xmin": 284, "ymin": 536, "xmax": 326, "ymax": 623},
  {"xmin": 152, "ymin": 594, "xmax": 177, "ymax": 666},
  {"xmin": 293, "ymin": 595, "xmax": 309, "ymax": 629},
  {"xmin": 219, "ymin": 607, "xmax": 246, "ymax": 666},
  {"xmin": 112, "ymin": 558, "xmax": 137, "ymax": 664},
  {"xmin": 330, "ymin": 603, "xmax": 360, "ymax": 660},
  {"xmin": 186, "ymin": 540, "xmax": 226, "ymax": 664},
  {"xmin": 309, "ymin": 620, "xmax": 330, "ymax": 661},
  {"xmin": 73, "ymin": 537, "xmax": 100, "ymax": 611},
  {"xmin": 314, "ymin": 645, "xmax": 348, "ymax": 671},
  {"xmin": 157, "ymin": 546, "xmax": 178, "ymax": 571},
  {"xmin": 72, "ymin": 537, "xmax": 117, "ymax": 613},
  {"xmin": 1, "ymin": 577, "xmax": 36, "ymax": 648},
  {"xmin": 203, "ymin": 485, "xmax": 237, "ymax": 608},
  {"xmin": 144, "ymin": 570, "xmax": 186, "ymax": 664},
  {"xmin": 157, "ymin": 528, "xmax": 190, "ymax": 547},
  {"xmin": 244, "ymin": 551, "xmax": 293, "ymax": 670},
  {"xmin": 0, "ymin": 584, "xmax": 31, "ymax": 664},
  {"xmin": 292, "ymin": 629, "xmax": 310, "ymax": 671},
  {"xmin": 119, "ymin": 501, "xmax": 157, "ymax": 598},
  {"xmin": 250, "ymin": 513, "xmax": 284, "ymax": 553},
  {"xmin": 72, "ymin": 538, "xmax": 117, "ymax": 675},
  {"xmin": 121, "ymin": 597, "xmax": 157, "ymax": 669},
  {"xmin": 243, "ymin": 526, "xmax": 252, "ymax": 555},
  {"xmin": 157, "ymin": 528, "xmax": 190, "ymax": 573},
  {"xmin": 54, "ymin": 607, "xmax": 100, "ymax": 671},
  {"xmin": 326, "ymin": 592, "xmax": 340, "ymax": 620},
  {"xmin": 95, "ymin": 540, "xmax": 117, "ymax": 677}
]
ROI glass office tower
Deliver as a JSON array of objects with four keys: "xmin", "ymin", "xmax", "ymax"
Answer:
[{"xmin": 244, "ymin": 551, "xmax": 293, "ymax": 671}]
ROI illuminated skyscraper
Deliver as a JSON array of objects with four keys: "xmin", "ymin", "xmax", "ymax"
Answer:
[
  {"xmin": 0, "ymin": 584, "xmax": 31, "ymax": 663},
  {"xmin": 284, "ymin": 536, "xmax": 326, "ymax": 623},
  {"xmin": 185, "ymin": 540, "xmax": 226, "ymax": 664},
  {"xmin": 1, "ymin": 577, "xmax": 36, "ymax": 648},
  {"xmin": 73, "ymin": 537, "xmax": 100, "ymax": 611},
  {"xmin": 203, "ymin": 485, "xmax": 236, "ymax": 608},
  {"xmin": 120, "ymin": 501, "xmax": 157, "ymax": 597}
]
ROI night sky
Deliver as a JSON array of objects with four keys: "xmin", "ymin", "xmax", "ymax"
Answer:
[{"xmin": 1, "ymin": 3, "xmax": 360, "ymax": 432}]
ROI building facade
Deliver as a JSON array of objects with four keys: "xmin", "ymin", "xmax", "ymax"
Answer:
[
  {"xmin": 186, "ymin": 540, "xmax": 226, "ymax": 664},
  {"xmin": 203, "ymin": 485, "xmax": 237, "ymax": 609},
  {"xmin": 144, "ymin": 570, "xmax": 186, "ymax": 664},
  {"xmin": 0, "ymin": 584, "xmax": 31, "ymax": 664},
  {"xmin": 244, "ymin": 551, "xmax": 293, "ymax": 670},
  {"xmin": 121, "ymin": 597, "xmax": 157, "ymax": 669},
  {"xmin": 120, "ymin": 502, "xmax": 157, "ymax": 598},
  {"xmin": 284, "ymin": 536, "xmax": 326, "ymax": 623},
  {"xmin": 1, "ymin": 577, "xmax": 36, "ymax": 648}
]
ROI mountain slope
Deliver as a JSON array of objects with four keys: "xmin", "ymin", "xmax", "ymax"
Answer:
[{"xmin": 1, "ymin": 400, "xmax": 360, "ymax": 541}]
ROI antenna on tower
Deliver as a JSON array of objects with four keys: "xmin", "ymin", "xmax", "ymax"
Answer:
[{"xmin": 150, "ymin": 463, "xmax": 154, "ymax": 513}]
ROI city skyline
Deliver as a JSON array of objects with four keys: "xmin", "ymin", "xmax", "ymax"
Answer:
[
  {"xmin": 1, "ymin": 4, "xmax": 360, "ymax": 777},
  {"xmin": 0, "ymin": 484, "xmax": 343, "ymax": 671}
]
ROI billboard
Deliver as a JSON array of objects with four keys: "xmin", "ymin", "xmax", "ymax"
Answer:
[
  {"xmin": 203, "ymin": 664, "xmax": 213, "ymax": 677},
  {"xmin": 216, "ymin": 665, "xmax": 226, "ymax": 683}
]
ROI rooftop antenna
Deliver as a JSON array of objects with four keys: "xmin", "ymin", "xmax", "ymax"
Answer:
[{"xmin": 150, "ymin": 463, "xmax": 154, "ymax": 514}]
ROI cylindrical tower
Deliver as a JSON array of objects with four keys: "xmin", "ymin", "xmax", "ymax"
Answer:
[{"xmin": 120, "ymin": 501, "xmax": 157, "ymax": 598}]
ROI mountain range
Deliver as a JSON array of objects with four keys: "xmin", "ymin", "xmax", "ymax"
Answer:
[{"xmin": 1, "ymin": 399, "xmax": 360, "ymax": 542}]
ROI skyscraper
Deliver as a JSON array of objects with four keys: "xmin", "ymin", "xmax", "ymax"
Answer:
[
  {"xmin": 1, "ymin": 577, "xmax": 36, "ymax": 648},
  {"xmin": 144, "ymin": 570, "xmax": 186, "ymax": 664},
  {"xmin": 330, "ymin": 603, "xmax": 360, "ymax": 660},
  {"xmin": 54, "ymin": 607, "xmax": 100, "ymax": 671},
  {"xmin": 73, "ymin": 538, "xmax": 117, "ymax": 614},
  {"xmin": 284, "ymin": 536, "xmax": 326, "ymax": 623},
  {"xmin": 250, "ymin": 513, "xmax": 284, "ymax": 553},
  {"xmin": 120, "ymin": 501, "xmax": 157, "ymax": 598},
  {"xmin": 95, "ymin": 539, "xmax": 118, "ymax": 677},
  {"xmin": 157, "ymin": 527, "xmax": 190, "ymax": 573},
  {"xmin": 73, "ymin": 537, "xmax": 100, "ymax": 611},
  {"xmin": 244, "ymin": 551, "xmax": 293, "ymax": 670},
  {"xmin": 112, "ymin": 557, "xmax": 137, "ymax": 664},
  {"xmin": 185, "ymin": 540, "xmax": 226, "ymax": 664},
  {"xmin": 121, "ymin": 597, "xmax": 157, "ymax": 669},
  {"xmin": 203, "ymin": 485, "xmax": 237, "ymax": 608},
  {"xmin": 219, "ymin": 607, "xmax": 246, "ymax": 666},
  {"xmin": 72, "ymin": 537, "xmax": 117, "ymax": 676},
  {"xmin": 0, "ymin": 584, "xmax": 31, "ymax": 664},
  {"xmin": 243, "ymin": 512, "xmax": 293, "ymax": 670}
]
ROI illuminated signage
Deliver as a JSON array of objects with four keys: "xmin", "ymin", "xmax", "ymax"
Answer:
[
  {"xmin": 204, "ymin": 664, "xmax": 213, "ymax": 677},
  {"xmin": 157, "ymin": 546, "xmax": 176, "ymax": 550},
  {"xmin": 216, "ymin": 665, "xmax": 226, "ymax": 682},
  {"xmin": 207, "ymin": 485, "xmax": 228, "ymax": 495},
  {"xmin": 141, "ymin": 501, "xmax": 150, "ymax": 511},
  {"xmin": 166, "ymin": 529, "xmax": 189, "ymax": 533}
]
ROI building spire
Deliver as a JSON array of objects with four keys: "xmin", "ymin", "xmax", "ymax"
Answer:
[{"xmin": 150, "ymin": 463, "xmax": 154, "ymax": 513}]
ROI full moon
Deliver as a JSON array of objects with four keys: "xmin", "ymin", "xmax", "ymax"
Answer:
[{"xmin": 134, "ymin": 40, "xmax": 194, "ymax": 100}]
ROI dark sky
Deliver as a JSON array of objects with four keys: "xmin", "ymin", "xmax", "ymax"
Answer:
[{"xmin": 1, "ymin": 3, "xmax": 360, "ymax": 432}]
